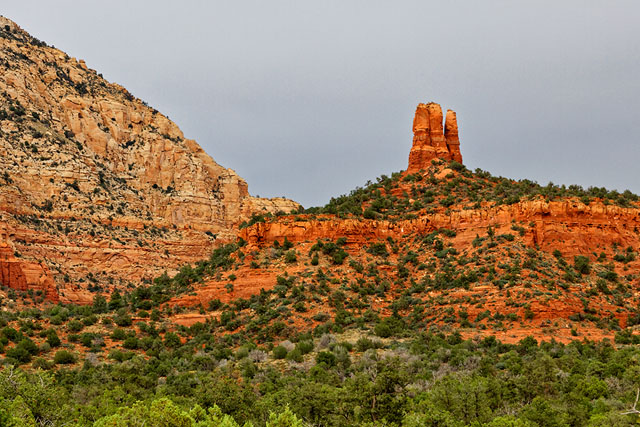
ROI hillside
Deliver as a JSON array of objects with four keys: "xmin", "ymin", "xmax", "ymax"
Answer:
[
  {"xmin": 2, "ymin": 100, "xmax": 640, "ymax": 426},
  {"xmin": 164, "ymin": 102, "xmax": 640, "ymax": 344},
  {"xmin": 0, "ymin": 17, "xmax": 299, "ymax": 304},
  {"xmin": 3, "ymin": 16, "xmax": 640, "ymax": 427}
]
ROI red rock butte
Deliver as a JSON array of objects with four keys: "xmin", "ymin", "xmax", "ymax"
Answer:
[{"xmin": 407, "ymin": 102, "xmax": 462, "ymax": 172}]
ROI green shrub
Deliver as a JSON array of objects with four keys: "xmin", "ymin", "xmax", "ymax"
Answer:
[
  {"xmin": 273, "ymin": 345, "xmax": 288, "ymax": 359},
  {"xmin": 6, "ymin": 346, "xmax": 31, "ymax": 364},
  {"xmin": 285, "ymin": 250, "xmax": 297, "ymax": 264},
  {"xmin": 296, "ymin": 340, "xmax": 314, "ymax": 355},
  {"xmin": 163, "ymin": 332, "xmax": 181, "ymax": 348},
  {"xmin": 367, "ymin": 242, "xmax": 388, "ymax": 257},
  {"xmin": 53, "ymin": 350, "xmax": 76, "ymax": 365},
  {"xmin": 2, "ymin": 326, "xmax": 20, "ymax": 342},
  {"xmin": 114, "ymin": 313, "xmax": 132, "ymax": 327},
  {"xmin": 46, "ymin": 330, "xmax": 61, "ymax": 348},
  {"xmin": 574, "ymin": 255, "xmax": 590, "ymax": 275},
  {"xmin": 123, "ymin": 337, "xmax": 138, "ymax": 350},
  {"xmin": 356, "ymin": 336, "xmax": 381, "ymax": 352},
  {"xmin": 315, "ymin": 351, "xmax": 336, "ymax": 367},
  {"xmin": 286, "ymin": 348, "xmax": 303, "ymax": 362},
  {"xmin": 67, "ymin": 320, "xmax": 83, "ymax": 332},
  {"xmin": 111, "ymin": 328, "xmax": 126, "ymax": 340}
]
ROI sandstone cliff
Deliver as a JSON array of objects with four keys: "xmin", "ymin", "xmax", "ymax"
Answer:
[
  {"xmin": 240, "ymin": 199, "xmax": 640, "ymax": 261},
  {"xmin": 0, "ymin": 17, "xmax": 299, "ymax": 302}
]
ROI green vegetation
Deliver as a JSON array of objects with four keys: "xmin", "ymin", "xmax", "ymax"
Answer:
[
  {"xmin": 2, "ymin": 331, "xmax": 640, "ymax": 426},
  {"xmin": 304, "ymin": 160, "xmax": 639, "ymax": 220}
]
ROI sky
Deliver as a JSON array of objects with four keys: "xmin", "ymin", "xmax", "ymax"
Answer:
[{"xmin": 3, "ymin": 1, "xmax": 640, "ymax": 207}]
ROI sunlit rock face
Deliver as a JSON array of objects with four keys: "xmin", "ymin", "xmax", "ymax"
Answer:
[
  {"xmin": 0, "ymin": 16, "xmax": 299, "ymax": 302},
  {"xmin": 408, "ymin": 102, "xmax": 462, "ymax": 172}
]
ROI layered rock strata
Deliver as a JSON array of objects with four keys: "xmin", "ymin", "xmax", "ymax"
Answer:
[
  {"xmin": 0, "ymin": 17, "xmax": 299, "ymax": 302},
  {"xmin": 240, "ymin": 199, "xmax": 640, "ymax": 261}
]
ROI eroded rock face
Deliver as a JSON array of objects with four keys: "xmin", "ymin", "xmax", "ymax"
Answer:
[
  {"xmin": 0, "ymin": 224, "xmax": 58, "ymax": 302},
  {"xmin": 240, "ymin": 199, "xmax": 640, "ymax": 261},
  {"xmin": 445, "ymin": 109, "xmax": 462, "ymax": 163},
  {"xmin": 408, "ymin": 103, "xmax": 462, "ymax": 171},
  {"xmin": 0, "ymin": 17, "xmax": 299, "ymax": 302}
]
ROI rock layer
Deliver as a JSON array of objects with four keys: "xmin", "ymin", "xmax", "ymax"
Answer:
[
  {"xmin": 0, "ymin": 224, "xmax": 58, "ymax": 301},
  {"xmin": 0, "ymin": 17, "xmax": 299, "ymax": 302},
  {"xmin": 240, "ymin": 199, "xmax": 640, "ymax": 261},
  {"xmin": 408, "ymin": 103, "xmax": 462, "ymax": 171}
]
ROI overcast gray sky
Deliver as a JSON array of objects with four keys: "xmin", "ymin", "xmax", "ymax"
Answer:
[{"xmin": 4, "ymin": 1, "xmax": 639, "ymax": 207}]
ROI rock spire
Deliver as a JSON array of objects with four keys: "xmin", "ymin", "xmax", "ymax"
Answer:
[{"xmin": 407, "ymin": 102, "xmax": 462, "ymax": 172}]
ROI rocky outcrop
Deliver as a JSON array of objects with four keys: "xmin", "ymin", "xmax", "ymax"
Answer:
[
  {"xmin": 0, "ymin": 225, "xmax": 58, "ymax": 302},
  {"xmin": 0, "ymin": 17, "xmax": 299, "ymax": 302},
  {"xmin": 240, "ymin": 199, "xmax": 640, "ymax": 261},
  {"xmin": 445, "ymin": 109, "xmax": 462, "ymax": 163},
  {"xmin": 408, "ymin": 103, "xmax": 462, "ymax": 172}
]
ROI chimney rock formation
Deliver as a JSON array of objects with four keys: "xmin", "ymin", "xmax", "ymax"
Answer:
[{"xmin": 408, "ymin": 103, "xmax": 462, "ymax": 172}]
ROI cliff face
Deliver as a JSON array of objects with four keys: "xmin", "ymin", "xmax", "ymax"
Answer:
[
  {"xmin": 0, "ymin": 17, "xmax": 299, "ymax": 302},
  {"xmin": 408, "ymin": 102, "xmax": 462, "ymax": 171},
  {"xmin": 240, "ymin": 199, "xmax": 640, "ymax": 261},
  {"xmin": 0, "ymin": 224, "xmax": 58, "ymax": 302}
]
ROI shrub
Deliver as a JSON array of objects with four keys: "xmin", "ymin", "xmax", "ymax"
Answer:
[
  {"xmin": 296, "ymin": 340, "xmax": 314, "ymax": 355},
  {"xmin": 67, "ymin": 320, "xmax": 83, "ymax": 332},
  {"xmin": 18, "ymin": 338, "xmax": 39, "ymax": 355},
  {"xmin": 374, "ymin": 317, "xmax": 404, "ymax": 338},
  {"xmin": 332, "ymin": 249, "xmax": 348, "ymax": 265},
  {"xmin": 285, "ymin": 250, "xmax": 297, "ymax": 264},
  {"xmin": 54, "ymin": 350, "xmax": 76, "ymax": 365},
  {"xmin": 92, "ymin": 294, "xmax": 108, "ymax": 313},
  {"xmin": 80, "ymin": 333, "xmax": 95, "ymax": 348},
  {"xmin": 46, "ymin": 330, "xmax": 61, "ymax": 347},
  {"xmin": 374, "ymin": 322, "xmax": 392, "ymax": 338},
  {"xmin": 282, "ymin": 237, "xmax": 294, "ymax": 250},
  {"xmin": 574, "ymin": 255, "xmax": 591, "ymax": 275},
  {"xmin": 367, "ymin": 242, "xmax": 388, "ymax": 257},
  {"xmin": 123, "ymin": 336, "xmax": 138, "ymax": 350},
  {"xmin": 114, "ymin": 313, "xmax": 132, "ymax": 327},
  {"xmin": 33, "ymin": 357, "xmax": 53, "ymax": 370},
  {"xmin": 286, "ymin": 348, "xmax": 303, "ymax": 362},
  {"xmin": 108, "ymin": 349, "xmax": 133, "ymax": 362},
  {"xmin": 6, "ymin": 346, "xmax": 31, "ymax": 364},
  {"xmin": 356, "ymin": 336, "xmax": 381, "ymax": 352},
  {"xmin": 315, "ymin": 351, "xmax": 336, "ymax": 367},
  {"xmin": 2, "ymin": 326, "xmax": 20, "ymax": 342},
  {"xmin": 164, "ymin": 332, "xmax": 181, "ymax": 348},
  {"xmin": 111, "ymin": 328, "xmax": 126, "ymax": 340},
  {"xmin": 272, "ymin": 345, "xmax": 288, "ymax": 359}
]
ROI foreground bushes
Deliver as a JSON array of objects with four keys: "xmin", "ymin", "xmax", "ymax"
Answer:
[
  {"xmin": 93, "ymin": 398, "xmax": 303, "ymax": 427},
  {"xmin": 3, "ymin": 332, "xmax": 640, "ymax": 426}
]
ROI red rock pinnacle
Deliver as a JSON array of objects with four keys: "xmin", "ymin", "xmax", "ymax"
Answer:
[{"xmin": 408, "ymin": 103, "xmax": 462, "ymax": 172}]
